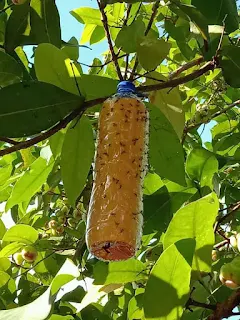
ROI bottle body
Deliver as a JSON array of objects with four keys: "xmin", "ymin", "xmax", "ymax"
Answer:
[{"xmin": 86, "ymin": 84, "xmax": 149, "ymax": 261}]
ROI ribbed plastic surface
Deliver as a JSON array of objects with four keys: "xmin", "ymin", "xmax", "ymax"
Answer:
[{"xmin": 86, "ymin": 83, "xmax": 149, "ymax": 261}]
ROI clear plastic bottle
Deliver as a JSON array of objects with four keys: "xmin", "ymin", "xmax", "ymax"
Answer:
[{"xmin": 86, "ymin": 81, "xmax": 149, "ymax": 261}]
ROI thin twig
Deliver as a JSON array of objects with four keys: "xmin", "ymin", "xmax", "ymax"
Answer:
[
  {"xmin": 124, "ymin": 55, "xmax": 129, "ymax": 80},
  {"xmin": 138, "ymin": 61, "xmax": 216, "ymax": 92},
  {"xmin": 169, "ymin": 56, "xmax": 204, "ymax": 80},
  {"xmin": 182, "ymin": 99, "xmax": 240, "ymax": 144},
  {"xmin": 0, "ymin": 137, "xmax": 19, "ymax": 145},
  {"xmin": 216, "ymin": 201, "xmax": 240, "ymax": 226},
  {"xmin": 214, "ymin": 240, "xmax": 229, "ymax": 250},
  {"xmin": 187, "ymin": 298, "xmax": 216, "ymax": 311},
  {"xmin": 123, "ymin": 3, "xmax": 132, "ymax": 26},
  {"xmin": 208, "ymin": 289, "xmax": 240, "ymax": 320},
  {"xmin": 129, "ymin": 1, "xmax": 160, "ymax": 81},
  {"xmin": 97, "ymin": 0, "xmax": 123, "ymax": 81},
  {"xmin": 78, "ymin": 54, "xmax": 127, "ymax": 69}
]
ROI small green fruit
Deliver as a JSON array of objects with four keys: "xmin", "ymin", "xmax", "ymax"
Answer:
[
  {"xmin": 56, "ymin": 226, "xmax": 64, "ymax": 235},
  {"xmin": 67, "ymin": 218, "xmax": 77, "ymax": 228},
  {"xmin": 51, "ymin": 228, "xmax": 58, "ymax": 236},
  {"xmin": 237, "ymin": 234, "xmax": 240, "ymax": 252},
  {"xmin": 48, "ymin": 220, "xmax": 58, "ymax": 229},
  {"xmin": 230, "ymin": 235, "xmax": 238, "ymax": 249},
  {"xmin": 21, "ymin": 246, "xmax": 38, "ymax": 263},
  {"xmin": 58, "ymin": 216, "xmax": 65, "ymax": 224},
  {"xmin": 13, "ymin": 252, "xmax": 24, "ymax": 266},
  {"xmin": 73, "ymin": 208, "xmax": 82, "ymax": 220},
  {"xmin": 212, "ymin": 250, "xmax": 218, "ymax": 262},
  {"xmin": 220, "ymin": 257, "xmax": 240, "ymax": 289},
  {"xmin": 61, "ymin": 206, "xmax": 69, "ymax": 215}
]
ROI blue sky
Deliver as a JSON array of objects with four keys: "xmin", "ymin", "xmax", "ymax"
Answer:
[{"xmin": 56, "ymin": 0, "xmax": 107, "ymax": 66}]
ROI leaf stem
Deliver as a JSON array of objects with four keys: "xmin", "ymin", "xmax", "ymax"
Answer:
[{"xmin": 97, "ymin": 0, "xmax": 123, "ymax": 81}]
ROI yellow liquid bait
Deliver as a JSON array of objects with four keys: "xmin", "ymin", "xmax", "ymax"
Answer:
[{"xmin": 86, "ymin": 89, "xmax": 149, "ymax": 261}]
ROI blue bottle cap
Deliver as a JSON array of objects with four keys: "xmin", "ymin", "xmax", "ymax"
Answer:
[{"xmin": 117, "ymin": 81, "xmax": 136, "ymax": 94}]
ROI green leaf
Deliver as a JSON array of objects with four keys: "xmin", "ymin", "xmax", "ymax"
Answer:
[
  {"xmin": 148, "ymin": 103, "xmax": 186, "ymax": 186},
  {"xmin": 166, "ymin": 181, "xmax": 198, "ymax": 215},
  {"xmin": 220, "ymin": 45, "xmax": 240, "ymax": 88},
  {"xmin": 35, "ymin": 43, "xmax": 82, "ymax": 95},
  {"xmin": 0, "ymin": 219, "xmax": 6, "ymax": 240},
  {"xmin": 192, "ymin": 0, "xmax": 238, "ymax": 34},
  {"xmin": 143, "ymin": 186, "xmax": 171, "ymax": 235},
  {"xmin": 0, "ymin": 50, "xmax": 23, "ymax": 87},
  {"xmin": 146, "ymin": 72, "xmax": 185, "ymax": 138},
  {"xmin": 49, "ymin": 316, "xmax": 74, "ymax": 320},
  {"xmin": 90, "ymin": 26, "xmax": 105, "ymax": 45},
  {"xmin": 164, "ymin": 193, "xmax": 219, "ymax": 273},
  {"xmin": 6, "ymin": 157, "xmax": 54, "ymax": 210},
  {"xmin": 71, "ymin": 7, "xmax": 115, "ymax": 26},
  {"xmin": 0, "ymin": 81, "xmax": 83, "ymax": 137},
  {"xmin": 0, "ymin": 242, "xmax": 24, "ymax": 257},
  {"xmin": 80, "ymin": 24, "xmax": 97, "ymax": 44},
  {"xmin": 61, "ymin": 115, "xmax": 94, "ymax": 207},
  {"xmin": 128, "ymin": 291, "xmax": 144, "ymax": 320},
  {"xmin": 61, "ymin": 37, "xmax": 79, "ymax": 60},
  {"xmin": 2, "ymin": 225, "xmax": 38, "ymax": 245},
  {"xmin": 143, "ymin": 172, "xmax": 164, "ymax": 196},
  {"xmin": 49, "ymin": 130, "xmax": 65, "ymax": 159},
  {"xmin": 93, "ymin": 259, "xmax": 147, "ymax": 285},
  {"xmin": 0, "ymin": 257, "xmax": 11, "ymax": 271},
  {"xmin": 0, "ymin": 271, "xmax": 10, "ymax": 288},
  {"xmin": 115, "ymin": 19, "xmax": 145, "ymax": 53},
  {"xmin": 186, "ymin": 148, "xmax": 218, "ymax": 190},
  {"xmin": 30, "ymin": 0, "xmax": 61, "ymax": 48},
  {"xmin": 137, "ymin": 37, "xmax": 171, "ymax": 71},
  {"xmin": 0, "ymin": 259, "xmax": 79, "ymax": 320},
  {"xmin": 77, "ymin": 74, "xmax": 118, "ymax": 100},
  {"xmin": 176, "ymin": 3, "xmax": 209, "ymax": 41},
  {"xmin": 144, "ymin": 239, "xmax": 195, "ymax": 320},
  {"xmin": 4, "ymin": 1, "xmax": 32, "ymax": 52}
]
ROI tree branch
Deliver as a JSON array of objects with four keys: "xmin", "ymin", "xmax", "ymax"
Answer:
[
  {"xmin": 138, "ymin": 61, "xmax": 216, "ymax": 92},
  {"xmin": 169, "ymin": 56, "xmax": 204, "ymax": 80},
  {"xmin": 97, "ymin": 0, "xmax": 123, "ymax": 81},
  {"xmin": 214, "ymin": 240, "xmax": 229, "ymax": 250},
  {"xmin": 129, "ymin": 1, "xmax": 160, "ymax": 81},
  {"xmin": 182, "ymin": 99, "xmax": 240, "ymax": 144},
  {"xmin": 78, "ymin": 54, "xmax": 127, "ymax": 69},
  {"xmin": 216, "ymin": 201, "xmax": 240, "ymax": 226},
  {"xmin": 0, "ymin": 97, "xmax": 107, "ymax": 157},
  {"xmin": 0, "ymin": 137, "xmax": 19, "ymax": 145},
  {"xmin": 0, "ymin": 59, "xmax": 218, "ymax": 157},
  {"xmin": 187, "ymin": 298, "xmax": 216, "ymax": 311},
  {"xmin": 208, "ymin": 289, "xmax": 240, "ymax": 320}
]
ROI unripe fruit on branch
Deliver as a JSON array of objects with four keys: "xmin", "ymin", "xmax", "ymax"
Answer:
[
  {"xmin": 211, "ymin": 250, "xmax": 218, "ymax": 262},
  {"xmin": 220, "ymin": 257, "xmax": 240, "ymax": 289},
  {"xmin": 237, "ymin": 234, "xmax": 240, "ymax": 252},
  {"xmin": 67, "ymin": 218, "xmax": 77, "ymax": 228},
  {"xmin": 21, "ymin": 246, "xmax": 38, "ymax": 263},
  {"xmin": 60, "ymin": 206, "xmax": 69, "ymax": 215},
  {"xmin": 12, "ymin": 0, "xmax": 27, "ymax": 5},
  {"xmin": 48, "ymin": 220, "xmax": 58, "ymax": 229},
  {"xmin": 73, "ymin": 208, "xmax": 82, "ymax": 220},
  {"xmin": 230, "ymin": 235, "xmax": 238, "ymax": 249},
  {"xmin": 13, "ymin": 252, "xmax": 24, "ymax": 266},
  {"xmin": 86, "ymin": 81, "xmax": 149, "ymax": 262},
  {"xmin": 56, "ymin": 226, "xmax": 64, "ymax": 235}
]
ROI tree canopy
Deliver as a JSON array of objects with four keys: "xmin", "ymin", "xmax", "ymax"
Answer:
[{"xmin": 0, "ymin": 0, "xmax": 240, "ymax": 319}]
